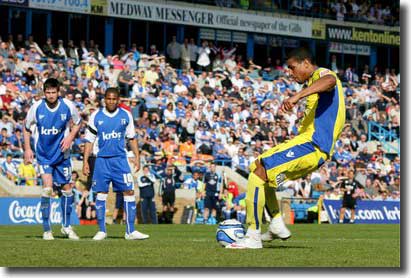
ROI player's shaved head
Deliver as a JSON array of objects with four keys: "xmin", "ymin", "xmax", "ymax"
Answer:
[
  {"xmin": 105, "ymin": 87, "xmax": 120, "ymax": 98},
  {"xmin": 286, "ymin": 47, "xmax": 315, "ymax": 65}
]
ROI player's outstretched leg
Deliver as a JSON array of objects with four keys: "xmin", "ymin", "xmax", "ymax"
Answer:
[
  {"xmin": 124, "ymin": 194, "xmax": 149, "ymax": 240},
  {"xmin": 93, "ymin": 193, "xmax": 108, "ymax": 240},
  {"xmin": 41, "ymin": 187, "xmax": 54, "ymax": 240},
  {"xmin": 261, "ymin": 185, "xmax": 291, "ymax": 242},
  {"xmin": 60, "ymin": 186, "xmax": 79, "ymax": 240},
  {"xmin": 227, "ymin": 162, "xmax": 265, "ymax": 249}
]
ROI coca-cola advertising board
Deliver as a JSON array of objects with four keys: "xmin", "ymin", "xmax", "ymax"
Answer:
[{"xmin": 0, "ymin": 198, "xmax": 80, "ymax": 225}]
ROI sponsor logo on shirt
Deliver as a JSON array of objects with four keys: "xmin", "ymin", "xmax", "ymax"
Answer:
[
  {"xmin": 286, "ymin": 150, "xmax": 295, "ymax": 158},
  {"xmin": 102, "ymin": 131, "xmax": 122, "ymax": 140},
  {"xmin": 40, "ymin": 126, "xmax": 60, "ymax": 135}
]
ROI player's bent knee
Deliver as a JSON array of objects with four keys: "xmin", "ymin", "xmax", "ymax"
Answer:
[
  {"xmin": 41, "ymin": 187, "xmax": 53, "ymax": 197},
  {"xmin": 123, "ymin": 190, "xmax": 134, "ymax": 196},
  {"xmin": 62, "ymin": 184, "xmax": 72, "ymax": 191}
]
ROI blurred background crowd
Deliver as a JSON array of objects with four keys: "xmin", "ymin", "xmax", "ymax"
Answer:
[{"xmin": 0, "ymin": 26, "xmax": 400, "ymax": 222}]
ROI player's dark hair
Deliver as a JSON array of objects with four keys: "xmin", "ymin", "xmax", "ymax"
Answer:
[
  {"xmin": 105, "ymin": 87, "xmax": 120, "ymax": 98},
  {"xmin": 43, "ymin": 78, "xmax": 60, "ymax": 91},
  {"xmin": 286, "ymin": 47, "xmax": 315, "ymax": 64}
]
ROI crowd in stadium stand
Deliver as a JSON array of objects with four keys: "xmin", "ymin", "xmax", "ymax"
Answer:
[
  {"xmin": 181, "ymin": 0, "xmax": 399, "ymax": 26},
  {"xmin": 0, "ymin": 33, "xmax": 400, "ymax": 223}
]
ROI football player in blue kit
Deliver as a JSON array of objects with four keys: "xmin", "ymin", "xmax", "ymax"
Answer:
[
  {"xmin": 83, "ymin": 87, "xmax": 149, "ymax": 240},
  {"xmin": 23, "ymin": 78, "xmax": 82, "ymax": 240}
]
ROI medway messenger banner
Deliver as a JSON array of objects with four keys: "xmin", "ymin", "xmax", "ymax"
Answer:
[
  {"xmin": 323, "ymin": 199, "xmax": 400, "ymax": 224},
  {"xmin": 0, "ymin": 197, "xmax": 79, "ymax": 225},
  {"xmin": 29, "ymin": 0, "xmax": 90, "ymax": 14},
  {"xmin": 107, "ymin": 0, "xmax": 312, "ymax": 38}
]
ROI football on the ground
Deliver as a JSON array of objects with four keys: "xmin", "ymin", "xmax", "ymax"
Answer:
[{"xmin": 216, "ymin": 219, "xmax": 245, "ymax": 247}]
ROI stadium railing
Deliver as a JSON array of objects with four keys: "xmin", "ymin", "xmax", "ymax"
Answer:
[{"xmin": 368, "ymin": 121, "xmax": 400, "ymax": 155}]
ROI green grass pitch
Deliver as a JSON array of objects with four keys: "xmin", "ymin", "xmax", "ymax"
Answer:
[{"xmin": 0, "ymin": 224, "xmax": 400, "ymax": 267}]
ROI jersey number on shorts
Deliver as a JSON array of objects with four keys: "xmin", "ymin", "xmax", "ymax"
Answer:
[
  {"xmin": 63, "ymin": 167, "xmax": 72, "ymax": 179},
  {"xmin": 123, "ymin": 173, "xmax": 134, "ymax": 186}
]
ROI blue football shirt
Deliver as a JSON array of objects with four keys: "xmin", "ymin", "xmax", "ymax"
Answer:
[
  {"xmin": 85, "ymin": 107, "xmax": 136, "ymax": 157},
  {"xmin": 25, "ymin": 97, "xmax": 81, "ymax": 165}
]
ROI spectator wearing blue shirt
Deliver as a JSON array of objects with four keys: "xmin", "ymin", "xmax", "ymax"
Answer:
[
  {"xmin": 212, "ymin": 138, "xmax": 231, "ymax": 167},
  {"xmin": 9, "ymin": 128, "xmax": 23, "ymax": 158},
  {"xmin": 16, "ymin": 78, "xmax": 29, "ymax": 93},
  {"xmin": 2, "ymin": 153, "xmax": 18, "ymax": 182},
  {"xmin": 333, "ymin": 145, "xmax": 353, "ymax": 168},
  {"xmin": 146, "ymin": 121, "xmax": 160, "ymax": 140},
  {"xmin": 208, "ymin": 114, "xmax": 221, "ymax": 131},
  {"xmin": 33, "ymin": 56, "xmax": 44, "ymax": 72},
  {"xmin": 151, "ymin": 156, "xmax": 167, "ymax": 179},
  {"xmin": 2, "ymin": 69, "xmax": 15, "ymax": 84},
  {"xmin": 65, "ymin": 59, "xmax": 76, "ymax": 79},
  {"xmin": 179, "ymin": 70, "xmax": 191, "ymax": 88},
  {"xmin": 0, "ymin": 128, "xmax": 11, "ymax": 146},
  {"xmin": 183, "ymin": 170, "xmax": 202, "ymax": 190},
  {"xmin": 74, "ymin": 94, "xmax": 85, "ymax": 110},
  {"xmin": 161, "ymin": 80, "xmax": 173, "ymax": 93},
  {"xmin": 131, "ymin": 45, "xmax": 140, "ymax": 64},
  {"xmin": 98, "ymin": 76, "xmax": 110, "ymax": 95},
  {"xmin": 274, "ymin": 77, "xmax": 288, "ymax": 93},
  {"xmin": 254, "ymin": 89, "xmax": 266, "ymax": 105},
  {"xmin": 175, "ymin": 101, "xmax": 186, "ymax": 121},
  {"xmin": 224, "ymin": 116, "xmax": 236, "ymax": 130}
]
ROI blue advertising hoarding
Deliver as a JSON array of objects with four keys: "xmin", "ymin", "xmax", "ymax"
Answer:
[
  {"xmin": 323, "ymin": 199, "xmax": 400, "ymax": 224},
  {"xmin": 0, "ymin": 0, "xmax": 29, "ymax": 6},
  {"xmin": 29, "ymin": 0, "xmax": 90, "ymax": 13},
  {"xmin": 0, "ymin": 197, "xmax": 79, "ymax": 225}
]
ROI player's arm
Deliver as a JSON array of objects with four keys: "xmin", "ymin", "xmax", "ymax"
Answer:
[
  {"xmin": 125, "ymin": 111, "xmax": 140, "ymax": 172},
  {"xmin": 282, "ymin": 74, "xmax": 336, "ymax": 111},
  {"xmin": 23, "ymin": 123, "xmax": 33, "ymax": 162},
  {"xmin": 61, "ymin": 121, "xmax": 82, "ymax": 152},
  {"xmin": 128, "ymin": 138, "xmax": 140, "ymax": 172},
  {"xmin": 23, "ymin": 103, "xmax": 38, "ymax": 162},
  {"xmin": 61, "ymin": 100, "xmax": 83, "ymax": 152},
  {"xmin": 83, "ymin": 112, "xmax": 97, "ymax": 176},
  {"xmin": 83, "ymin": 142, "xmax": 93, "ymax": 177}
]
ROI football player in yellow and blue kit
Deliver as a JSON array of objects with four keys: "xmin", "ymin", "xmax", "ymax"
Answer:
[{"xmin": 227, "ymin": 47, "xmax": 346, "ymax": 249}]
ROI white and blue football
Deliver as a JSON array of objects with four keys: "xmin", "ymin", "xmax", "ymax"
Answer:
[{"xmin": 216, "ymin": 219, "xmax": 245, "ymax": 247}]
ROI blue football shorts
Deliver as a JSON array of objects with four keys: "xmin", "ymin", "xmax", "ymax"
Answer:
[
  {"xmin": 39, "ymin": 158, "xmax": 72, "ymax": 186},
  {"xmin": 92, "ymin": 156, "xmax": 135, "ymax": 193}
]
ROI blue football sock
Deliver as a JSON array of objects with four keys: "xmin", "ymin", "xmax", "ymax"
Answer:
[
  {"xmin": 41, "ymin": 197, "xmax": 51, "ymax": 232},
  {"xmin": 60, "ymin": 193, "xmax": 74, "ymax": 228},
  {"xmin": 124, "ymin": 196, "xmax": 136, "ymax": 234},
  {"xmin": 96, "ymin": 197, "xmax": 107, "ymax": 233}
]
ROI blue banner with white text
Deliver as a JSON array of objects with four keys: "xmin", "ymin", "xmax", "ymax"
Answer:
[
  {"xmin": 0, "ymin": 197, "xmax": 80, "ymax": 225},
  {"xmin": 323, "ymin": 199, "xmax": 400, "ymax": 224},
  {"xmin": 0, "ymin": 0, "xmax": 29, "ymax": 7}
]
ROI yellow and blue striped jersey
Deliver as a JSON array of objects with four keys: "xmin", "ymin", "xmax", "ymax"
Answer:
[{"xmin": 298, "ymin": 67, "xmax": 346, "ymax": 157}]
